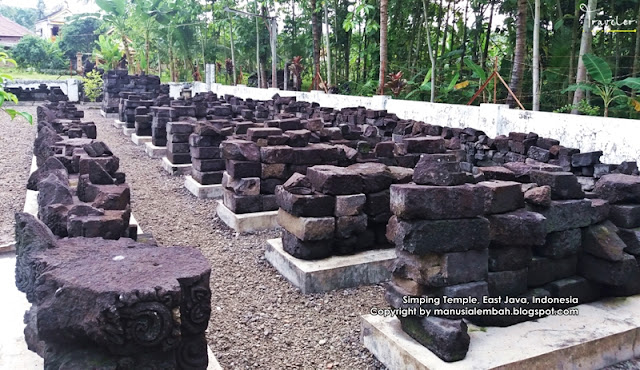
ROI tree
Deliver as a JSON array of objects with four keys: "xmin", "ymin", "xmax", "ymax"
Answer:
[
  {"xmin": 36, "ymin": 0, "xmax": 46, "ymax": 19},
  {"xmin": 532, "ymin": 0, "xmax": 541, "ymax": 111},
  {"xmin": 0, "ymin": 6, "xmax": 37, "ymax": 30},
  {"xmin": 95, "ymin": 0, "xmax": 133, "ymax": 71},
  {"xmin": 378, "ymin": 0, "xmax": 388, "ymax": 95},
  {"xmin": 505, "ymin": 0, "xmax": 527, "ymax": 108},
  {"xmin": 93, "ymin": 34, "xmax": 122, "ymax": 70},
  {"xmin": 11, "ymin": 35, "xmax": 66, "ymax": 70},
  {"xmin": 57, "ymin": 15, "xmax": 103, "ymax": 59},
  {"xmin": 310, "ymin": 0, "xmax": 321, "ymax": 90},
  {"xmin": 422, "ymin": 0, "xmax": 435, "ymax": 102},
  {"xmin": 572, "ymin": 0, "xmax": 597, "ymax": 113}
]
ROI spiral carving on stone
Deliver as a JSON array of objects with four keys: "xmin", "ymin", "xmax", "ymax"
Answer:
[
  {"xmin": 121, "ymin": 301, "xmax": 175, "ymax": 349},
  {"xmin": 176, "ymin": 335, "xmax": 208, "ymax": 370},
  {"xmin": 180, "ymin": 278, "xmax": 211, "ymax": 335}
]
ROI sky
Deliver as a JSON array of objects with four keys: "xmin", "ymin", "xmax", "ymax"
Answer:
[{"xmin": 2, "ymin": 0, "xmax": 99, "ymax": 13}]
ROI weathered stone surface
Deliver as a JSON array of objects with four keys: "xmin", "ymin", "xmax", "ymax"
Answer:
[
  {"xmin": 335, "ymin": 194, "xmax": 366, "ymax": 217},
  {"xmin": 546, "ymin": 277, "xmax": 601, "ymax": 306},
  {"xmin": 37, "ymin": 174, "xmax": 73, "ymax": 208},
  {"xmin": 476, "ymin": 166, "xmax": 516, "ymax": 181},
  {"xmin": 82, "ymin": 141, "xmax": 112, "ymax": 157},
  {"xmin": 393, "ymin": 249, "xmax": 487, "ymax": 287},
  {"xmin": 412, "ymin": 154, "xmax": 467, "ymax": 186},
  {"xmin": 365, "ymin": 190, "xmax": 391, "ymax": 216},
  {"xmin": 478, "ymin": 180, "xmax": 524, "ymax": 214},
  {"xmin": 335, "ymin": 213, "xmax": 367, "ymax": 238},
  {"xmin": 594, "ymin": 174, "xmax": 640, "ymax": 204},
  {"xmin": 488, "ymin": 269, "xmax": 528, "ymax": 296},
  {"xmin": 488, "ymin": 245, "xmax": 532, "ymax": 272},
  {"xmin": 578, "ymin": 252, "xmax": 639, "ymax": 286},
  {"xmin": 275, "ymin": 186, "xmax": 335, "ymax": 217},
  {"xmin": 223, "ymin": 189, "xmax": 262, "ymax": 214},
  {"xmin": 222, "ymin": 172, "xmax": 260, "ymax": 196},
  {"xmin": 588, "ymin": 199, "xmax": 610, "ymax": 225},
  {"xmin": 39, "ymin": 203, "xmax": 70, "ymax": 237},
  {"xmin": 166, "ymin": 121, "xmax": 194, "ymax": 134},
  {"xmin": 27, "ymin": 156, "xmax": 68, "ymax": 191},
  {"xmin": 536, "ymin": 229, "xmax": 582, "ymax": 259},
  {"xmin": 388, "ymin": 166, "xmax": 414, "ymax": 183},
  {"xmin": 618, "ymin": 228, "xmax": 640, "ymax": 256},
  {"xmin": 403, "ymin": 136, "xmax": 446, "ymax": 154},
  {"xmin": 572, "ymin": 151, "xmax": 602, "ymax": 167},
  {"xmin": 190, "ymin": 146, "xmax": 221, "ymax": 159},
  {"xmin": 261, "ymin": 163, "xmax": 288, "ymax": 179},
  {"xmin": 527, "ymin": 146, "xmax": 550, "ymax": 162},
  {"xmin": 225, "ymin": 160, "xmax": 262, "ymax": 178},
  {"xmin": 386, "ymin": 216, "xmax": 490, "ymax": 254},
  {"xmin": 281, "ymin": 229, "xmax": 334, "ymax": 260},
  {"xmin": 524, "ymin": 185, "xmax": 552, "ymax": 207},
  {"xmin": 398, "ymin": 316, "xmax": 470, "ymax": 363},
  {"xmin": 390, "ymin": 184, "xmax": 486, "ymax": 220},
  {"xmin": 348, "ymin": 163, "xmax": 395, "ymax": 193},
  {"xmin": 260, "ymin": 146, "xmax": 295, "ymax": 164},
  {"xmin": 527, "ymin": 199, "xmax": 593, "ymax": 233},
  {"xmin": 307, "ymin": 165, "xmax": 363, "ymax": 195},
  {"xmin": 609, "ymin": 204, "xmax": 640, "ymax": 228},
  {"xmin": 470, "ymin": 288, "xmax": 552, "ymax": 327},
  {"xmin": 34, "ymin": 126, "xmax": 63, "ymax": 166},
  {"xmin": 529, "ymin": 171, "xmax": 585, "ymax": 200},
  {"xmin": 220, "ymin": 139, "xmax": 261, "ymax": 161},
  {"xmin": 67, "ymin": 209, "xmax": 130, "ymax": 239},
  {"xmin": 487, "ymin": 210, "xmax": 546, "ymax": 247},
  {"xmin": 86, "ymin": 160, "xmax": 115, "ymax": 185},
  {"xmin": 192, "ymin": 158, "xmax": 225, "ymax": 172},
  {"xmin": 582, "ymin": 221, "xmax": 629, "ymax": 261},
  {"xmin": 528, "ymin": 255, "xmax": 577, "ymax": 287},
  {"xmin": 284, "ymin": 129, "xmax": 311, "ymax": 147},
  {"xmin": 277, "ymin": 209, "xmax": 335, "ymax": 241},
  {"xmin": 247, "ymin": 127, "xmax": 283, "ymax": 141}
]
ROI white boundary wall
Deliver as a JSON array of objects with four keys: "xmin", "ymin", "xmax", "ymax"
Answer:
[
  {"xmin": 7, "ymin": 79, "xmax": 80, "ymax": 102},
  {"xmin": 170, "ymin": 81, "xmax": 640, "ymax": 164}
]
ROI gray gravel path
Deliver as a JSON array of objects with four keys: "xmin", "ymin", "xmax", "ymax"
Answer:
[{"xmin": 85, "ymin": 109, "xmax": 386, "ymax": 369}]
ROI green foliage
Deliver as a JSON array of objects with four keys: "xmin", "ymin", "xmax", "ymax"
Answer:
[
  {"xmin": 82, "ymin": 70, "xmax": 103, "ymax": 102},
  {"xmin": 0, "ymin": 52, "xmax": 33, "ymax": 124},
  {"xmin": 0, "ymin": 5, "xmax": 37, "ymax": 30},
  {"xmin": 57, "ymin": 15, "xmax": 103, "ymax": 59},
  {"xmin": 10, "ymin": 36, "xmax": 67, "ymax": 71},
  {"xmin": 93, "ymin": 35, "xmax": 122, "ymax": 70},
  {"xmin": 36, "ymin": 0, "xmax": 46, "ymax": 19},
  {"xmin": 554, "ymin": 100, "xmax": 600, "ymax": 116}
]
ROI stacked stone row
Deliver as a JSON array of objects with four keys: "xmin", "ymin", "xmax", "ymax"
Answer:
[
  {"xmin": 16, "ymin": 102, "xmax": 212, "ymax": 369},
  {"xmin": 119, "ymin": 93, "xmax": 154, "ymax": 128},
  {"xmin": 7, "ymin": 84, "xmax": 68, "ymax": 102},
  {"xmin": 102, "ymin": 70, "xmax": 161, "ymax": 113},
  {"xmin": 190, "ymin": 121, "xmax": 231, "ymax": 185},
  {"xmin": 166, "ymin": 121, "xmax": 196, "ymax": 165},
  {"xmin": 276, "ymin": 163, "xmax": 413, "ymax": 260},
  {"xmin": 36, "ymin": 102, "xmax": 96, "ymax": 141}
]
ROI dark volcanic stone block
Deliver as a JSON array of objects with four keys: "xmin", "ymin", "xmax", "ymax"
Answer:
[
  {"xmin": 364, "ymin": 190, "xmax": 391, "ymax": 216},
  {"xmin": 398, "ymin": 316, "xmax": 470, "ymax": 363},
  {"xmin": 571, "ymin": 151, "xmax": 602, "ymax": 167},
  {"xmin": 307, "ymin": 165, "xmax": 363, "ymax": 195},
  {"xmin": 386, "ymin": 216, "xmax": 490, "ymax": 254},
  {"xmin": 166, "ymin": 151, "xmax": 192, "ymax": 165},
  {"xmin": 393, "ymin": 249, "xmax": 488, "ymax": 287},
  {"xmin": 261, "ymin": 146, "xmax": 295, "ymax": 164},
  {"xmin": 528, "ymin": 146, "xmax": 551, "ymax": 162},
  {"xmin": 475, "ymin": 166, "xmax": 517, "ymax": 182},
  {"xmin": 189, "ymin": 134, "xmax": 220, "ymax": 147},
  {"xmin": 225, "ymin": 160, "xmax": 261, "ymax": 178},
  {"xmin": 190, "ymin": 146, "xmax": 221, "ymax": 159},
  {"xmin": 192, "ymin": 158, "xmax": 225, "ymax": 172},
  {"xmin": 335, "ymin": 214, "xmax": 367, "ymax": 238},
  {"xmin": 284, "ymin": 129, "xmax": 311, "ymax": 148},
  {"xmin": 609, "ymin": 204, "xmax": 640, "ymax": 228},
  {"xmin": 390, "ymin": 184, "xmax": 486, "ymax": 220},
  {"xmin": 223, "ymin": 189, "xmax": 262, "ymax": 214},
  {"xmin": 536, "ymin": 229, "xmax": 582, "ymax": 259},
  {"xmin": 594, "ymin": 174, "xmax": 640, "ymax": 204},
  {"xmin": 487, "ymin": 210, "xmax": 546, "ymax": 247},
  {"xmin": 528, "ymin": 255, "xmax": 577, "ymax": 287},
  {"xmin": 282, "ymin": 229, "xmax": 334, "ymax": 260},
  {"xmin": 222, "ymin": 173, "xmax": 260, "ymax": 196},
  {"xmin": 27, "ymin": 156, "xmax": 68, "ymax": 191},
  {"xmin": 37, "ymin": 174, "xmax": 73, "ymax": 208},
  {"xmin": 412, "ymin": 154, "xmax": 467, "ymax": 186},
  {"xmin": 192, "ymin": 169, "xmax": 224, "ymax": 185},
  {"xmin": 546, "ymin": 277, "xmax": 601, "ymax": 306},
  {"xmin": 589, "ymin": 198, "xmax": 610, "ymax": 224},
  {"xmin": 349, "ymin": 163, "xmax": 395, "ymax": 193},
  {"xmin": 488, "ymin": 269, "xmax": 528, "ymax": 296},
  {"xmin": 167, "ymin": 141, "xmax": 190, "ymax": 153},
  {"xmin": 582, "ymin": 221, "xmax": 629, "ymax": 261},
  {"xmin": 527, "ymin": 200, "xmax": 592, "ymax": 233},
  {"xmin": 470, "ymin": 288, "xmax": 551, "ymax": 327},
  {"xmin": 618, "ymin": 229, "xmax": 640, "ymax": 256},
  {"xmin": 247, "ymin": 127, "xmax": 283, "ymax": 141},
  {"xmin": 220, "ymin": 139, "xmax": 261, "ymax": 162},
  {"xmin": 488, "ymin": 245, "xmax": 532, "ymax": 272},
  {"xmin": 403, "ymin": 136, "xmax": 446, "ymax": 154},
  {"xmin": 529, "ymin": 171, "xmax": 585, "ymax": 200},
  {"xmin": 478, "ymin": 180, "xmax": 524, "ymax": 214},
  {"xmin": 578, "ymin": 252, "xmax": 639, "ymax": 286}
]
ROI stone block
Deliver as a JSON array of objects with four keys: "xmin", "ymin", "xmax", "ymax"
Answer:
[
  {"xmin": 578, "ymin": 252, "xmax": 639, "ymax": 286},
  {"xmin": 222, "ymin": 172, "xmax": 260, "ymax": 196},
  {"xmin": 412, "ymin": 154, "xmax": 467, "ymax": 186},
  {"xmin": 283, "ymin": 129, "xmax": 311, "ymax": 147},
  {"xmin": 223, "ymin": 189, "xmax": 262, "ymax": 214},
  {"xmin": 524, "ymin": 185, "xmax": 552, "ymax": 207},
  {"xmin": 609, "ymin": 204, "xmax": 640, "ymax": 228},
  {"xmin": 529, "ymin": 171, "xmax": 585, "ymax": 200},
  {"xmin": 166, "ymin": 122, "xmax": 193, "ymax": 134},
  {"xmin": 390, "ymin": 184, "xmax": 486, "ymax": 220},
  {"xmin": 478, "ymin": 180, "xmax": 525, "ymax": 214},
  {"xmin": 281, "ymin": 230, "xmax": 334, "ymax": 260},
  {"xmin": 190, "ymin": 146, "xmax": 221, "ymax": 159},
  {"xmin": 594, "ymin": 174, "xmax": 640, "ymax": 204},
  {"xmin": 335, "ymin": 194, "xmax": 366, "ymax": 217},
  {"xmin": 403, "ymin": 136, "xmax": 446, "ymax": 154},
  {"xmin": 571, "ymin": 151, "xmax": 602, "ymax": 167},
  {"xmin": 225, "ymin": 160, "xmax": 261, "ymax": 178},
  {"xmin": 528, "ymin": 146, "xmax": 551, "ymax": 162},
  {"xmin": 536, "ymin": 229, "xmax": 582, "ymax": 259},
  {"xmin": 618, "ymin": 229, "xmax": 640, "ymax": 256},
  {"xmin": 386, "ymin": 216, "xmax": 490, "ymax": 254},
  {"xmin": 527, "ymin": 199, "xmax": 593, "ymax": 233},
  {"xmin": 546, "ymin": 277, "xmax": 601, "ymax": 306},
  {"xmin": 220, "ymin": 140, "xmax": 261, "ymax": 162},
  {"xmin": 393, "ymin": 249, "xmax": 487, "ymax": 287},
  {"xmin": 582, "ymin": 221, "xmax": 629, "ymax": 262},
  {"xmin": 476, "ymin": 166, "xmax": 517, "ymax": 181},
  {"xmin": 307, "ymin": 165, "xmax": 363, "ymax": 195},
  {"xmin": 277, "ymin": 209, "xmax": 335, "ymax": 241},
  {"xmin": 488, "ymin": 245, "xmax": 532, "ymax": 272},
  {"xmin": 528, "ymin": 255, "xmax": 577, "ymax": 287},
  {"xmin": 192, "ymin": 158, "xmax": 225, "ymax": 172},
  {"xmin": 487, "ymin": 210, "xmax": 547, "ymax": 247},
  {"xmin": 488, "ymin": 269, "xmax": 528, "ymax": 296},
  {"xmin": 397, "ymin": 316, "xmax": 470, "ymax": 363},
  {"xmin": 349, "ymin": 163, "xmax": 395, "ymax": 193},
  {"xmin": 275, "ymin": 186, "xmax": 335, "ymax": 217},
  {"xmin": 191, "ymin": 169, "xmax": 224, "ymax": 185},
  {"xmin": 247, "ymin": 127, "xmax": 283, "ymax": 141},
  {"xmin": 260, "ymin": 146, "xmax": 295, "ymax": 164},
  {"xmin": 335, "ymin": 213, "xmax": 368, "ymax": 238}
]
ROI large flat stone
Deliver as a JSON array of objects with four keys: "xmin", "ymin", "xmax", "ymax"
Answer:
[
  {"xmin": 216, "ymin": 200, "xmax": 278, "ymax": 233},
  {"xmin": 265, "ymin": 238, "xmax": 395, "ymax": 293},
  {"xmin": 185, "ymin": 175, "xmax": 224, "ymax": 199},
  {"xmin": 362, "ymin": 295, "xmax": 640, "ymax": 369}
]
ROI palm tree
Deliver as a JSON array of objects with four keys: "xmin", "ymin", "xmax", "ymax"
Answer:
[
  {"xmin": 378, "ymin": 0, "xmax": 388, "ymax": 95},
  {"xmin": 506, "ymin": 0, "xmax": 527, "ymax": 108},
  {"xmin": 95, "ymin": 0, "xmax": 133, "ymax": 70},
  {"xmin": 572, "ymin": 0, "xmax": 597, "ymax": 113},
  {"xmin": 310, "ymin": 0, "xmax": 321, "ymax": 90}
]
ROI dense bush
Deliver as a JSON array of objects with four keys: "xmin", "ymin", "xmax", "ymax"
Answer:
[
  {"xmin": 11, "ymin": 36, "xmax": 68, "ymax": 71},
  {"xmin": 58, "ymin": 15, "xmax": 103, "ymax": 59}
]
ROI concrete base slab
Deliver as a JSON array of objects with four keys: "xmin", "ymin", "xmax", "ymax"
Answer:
[
  {"xmin": 145, "ymin": 142, "xmax": 167, "ymax": 158},
  {"xmin": 361, "ymin": 295, "xmax": 640, "ymax": 370},
  {"xmin": 162, "ymin": 156, "xmax": 192, "ymax": 176},
  {"xmin": 0, "ymin": 242, "xmax": 16, "ymax": 254},
  {"xmin": 131, "ymin": 134, "xmax": 152, "ymax": 145},
  {"xmin": 184, "ymin": 176, "xmax": 223, "ymax": 199},
  {"xmin": 207, "ymin": 346, "xmax": 223, "ymax": 370},
  {"xmin": 123, "ymin": 127, "xmax": 135, "ymax": 136},
  {"xmin": 265, "ymin": 238, "xmax": 395, "ymax": 293},
  {"xmin": 100, "ymin": 110, "xmax": 118, "ymax": 118},
  {"xmin": 216, "ymin": 200, "xmax": 278, "ymax": 233},
  {"xmin": 112, "ymin": 120, "xmax": 126, "ymax": 128}
]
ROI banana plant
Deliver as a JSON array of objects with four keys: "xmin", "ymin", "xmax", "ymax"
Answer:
[
  {"xmin": 95, "ymin": 0, "xmax": 133, "ymax": 70},
  {"xmin": 564, "ymin": 54, "xmax": 640, "ymax": 117}
]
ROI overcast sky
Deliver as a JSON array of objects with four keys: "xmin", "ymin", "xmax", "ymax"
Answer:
[{"xmin": 2, "ymin": 0, "xmax": 99, "ymax": 13}]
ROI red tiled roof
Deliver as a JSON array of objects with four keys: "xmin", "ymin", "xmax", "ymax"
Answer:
[{"xmin": 0, "ymin": 14, "xmax": 34, "ymax": 38}]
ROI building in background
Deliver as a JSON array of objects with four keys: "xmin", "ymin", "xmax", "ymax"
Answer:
[
  {"xmin": 35, "ymin": 2, "xmax": 73, "ymax": 42},
  {"xmin": 0, "ymin": 14, "xmax": 34, "ymax": 48}
]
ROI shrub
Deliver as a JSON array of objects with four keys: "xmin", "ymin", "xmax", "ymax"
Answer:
[
  {"xmin": 11, "ymin": 35, "xmax": 67, "ymax": 71},
  {"xmin": 82, "ymin": 70, "xmax": 103, "ymax": 102}
]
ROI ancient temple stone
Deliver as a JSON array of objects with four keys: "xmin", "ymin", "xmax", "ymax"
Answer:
[
  {"xmin": 277, "ymin": 209, "xmax": 335, "ymax": 241},
  {"xmin": 608, "ymin": 204, "xmax": 640, "ymax": 228},
  {"xmin": 582, "ymin": 221, "xmax": 629, "ymax": 261},
  {"xmin": 398, "ymin": 316, "xmax": 470, "ymax": 362},
  {"xmin": 27, "ymin": 156, "xmax": 68, "ymax": 191},
  {"xmin": 34, "ymin": 126, "xmax": 63, "ymax": 166},
  {"xmin": 487, "ymin": 210, "xmax": 547, "ymax": 247},
  {"xmin": 527, "ymin": 200, "xmax": 593, "ymax": 233},
  {"xmin": 390, "ymin": 184, "xmax": 486, "ymax": 220},
  {"xmin": 393, "ymin": 249, "xmax": 488, "ymax": 287},
  {"xmin": 37, "ymin": 174, "xmax": 73, "ymax": 208},
  {"xmin": 281, "ymin": 230, "xmax": 334, "ymax": 260},
  {"xmin": 529, "ymin": 171, "xmax": 585, "ymax": 200},
  {"xmin": 307, "ymin": 165, "xmax": 363, "ymax": 195},
  {"xmin": 220, "ymin": 139, "xmax": 261, "ymax": 162},
  {"xmin": 478, "ymin": 180, "xmax": 524, "ymax": 214},
  {"xmin": 524, "ymin": 185, "xmax": 552, "ymax": 207},
  {"xmin": 412, "ymin": 154, "xmax": 467, "ymax": 186},
  {"xmin": 594, "ymin": 174, "xmax": 640, "ymax": 204}
]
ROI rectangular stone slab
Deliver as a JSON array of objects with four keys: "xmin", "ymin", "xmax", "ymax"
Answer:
[
  {"xmin": 361, "ymin": 295, "xmax": 640, "ymax": 370},
  {"xmin": 265, "ymin": 238, "xmax": 395, "ymax": 294}
]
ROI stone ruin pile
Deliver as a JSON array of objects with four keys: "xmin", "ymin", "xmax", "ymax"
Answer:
[
  {"xmin": 7, "ymin": 84, "xmax": 68, "ymax": 102},
  {"xmin": 102, "ymin": 70, "xmax": 162, "ymax": 114},
  {"xmin": 16, "ymin": 101, "xmax": 213, "ymax": 369},
  {"xmin": 36, "ymin": 101, "xmax": 96, "ymax": 141}
]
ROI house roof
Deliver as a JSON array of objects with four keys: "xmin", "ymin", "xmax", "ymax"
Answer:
[{"xmin": 0, "ymin": 15, "xmax": 34, "ymax": 37}]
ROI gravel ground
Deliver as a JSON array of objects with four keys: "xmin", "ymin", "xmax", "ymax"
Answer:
[
  {"xmin": 0, "ymin": 107, "xmax": 36, "ymax": 247},
  {"xmin": 84, "ymin": 109, "xmax": 386, "ymax": 369}
]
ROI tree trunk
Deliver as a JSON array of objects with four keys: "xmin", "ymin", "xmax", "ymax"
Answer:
[
  {"xmin": 379, "ymin": 0, "xmax": 388, "ymax": 95},
  {"xmin": 460, "ymin": 0, "xmax": 469, "ymax": 67},
  {"xmin": 121, "ymin": 35, "xmax": 133, "ymax": 73},
  {"xmin": 440, "ymin": 0, "xmax": 451, "ymax": 57},
  {"xmin": 311, "ymin": 0, "xmax": 321, "ymax": 90},
  {"xmin": 422, "ymin": 0, "xmax": 436, "ymax": 103},
  {"xmin": 434, "ymin": 0, "xmax": 444, "ymax": 59},
  {"xmin": 482, "ymin": 2, "xmax": 494, "ymax": 69},
  {"xmin": 568, "ymin": 1, "xmax": 579, "ymax": 103},
  {"xmin": 572, "ymin": 0, "xmax": 597, "ymax": 112},
  {"xmin": 632, "ymin": 1, "xmax": 640, "ymax": 99},
  {"xmin": 506, "ymin": 0, "xmax": 527, "ymax": 108},
  {"xmin": 228, "ymin": 13, "xmax": 237, "ymax": 85},
  {"xmin": 532, "ymin": 0, "xmax": 541, "ymax": 111},
  {"xmin": 324, "ymin": 1, "xmax": 332, "ymax": 87},
  {"xmin": 145, "ymin": 28, "xmax": 150, "ymax": 75},
  {"xmin": 255, "ymin": 1, "xmax": 261, "ymax": 88}
]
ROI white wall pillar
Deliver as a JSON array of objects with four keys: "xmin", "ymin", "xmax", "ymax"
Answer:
[
  {"xmin": 478, "ymin": 103, "xmax": 509, "ymax": 138},
  {"xmin": 66, "ymin": 79, "xmax": 79, "ymax": 102}
]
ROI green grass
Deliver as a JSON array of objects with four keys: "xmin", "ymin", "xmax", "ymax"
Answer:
[{"xmin": 2, "ymin": 67, "xmax": 80, "ymax": 81}]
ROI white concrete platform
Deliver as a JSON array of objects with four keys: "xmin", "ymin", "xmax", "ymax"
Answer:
[
  {"xmin": 123, "ymin": 127, "xmax": 135, "ymax": 136},
  {"xmin": 100, "ymin": 109, "xmax": 118, "ymax": 118},
  {"xmin": 216, "ymin": 200, "xmax": 278, "ymax": 233},
  {"xmin": 162, "ymin": 156, "xmax": 192, "ymax": 176},
  {"xmin": 265, "ymin": 238, "xmax": 396, "ymax": 294},
  {"xmin": 184, "ymin": 175, "xmax": 224, "ymax": 199},
  {"xmin": 112, "ymin": 119, "xmax": 126, "ymax": 128},
  {"xmin": 131, "ymin": 134, "xmax": 152, "ymax": 145},
  {"xmin": 145, "ymin": 142, "xmax": 167, "ymax": 158},
  {"xmin": 361, "ymin": 295, "xmax": 640, "ymax": 370}
]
